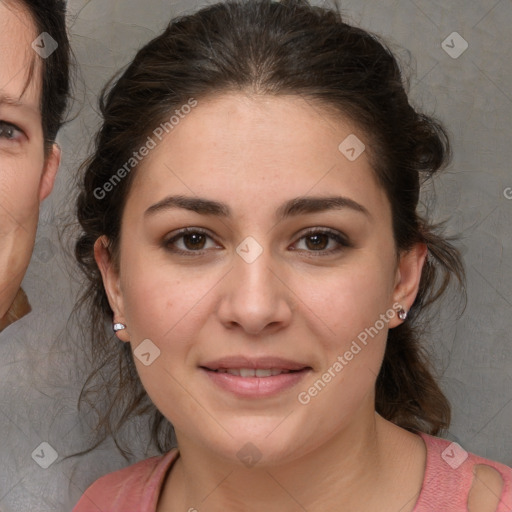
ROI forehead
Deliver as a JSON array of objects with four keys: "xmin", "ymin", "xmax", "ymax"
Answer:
[
  {"xmin": 134, "ymin": 93, "xmax": 376, "ymax": 183},
  {"xmin": 128, "ymin": 93, "xmax": 388, "ymax": 218},
  {"xmin": 0, "ymin": 1, "xmax": 42, "ymax": 111}
]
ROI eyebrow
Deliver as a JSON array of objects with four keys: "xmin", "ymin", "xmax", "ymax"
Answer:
[{"xmin": 145, "ymin": 194, "xmax": 370, "ymax": 220}]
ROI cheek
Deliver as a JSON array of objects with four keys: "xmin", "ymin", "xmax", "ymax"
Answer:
[
  {"xmin": 294, "ymin": 264, "xmax": 393, "ymax": 427},
  {"xmin": 0, "ymin": 156, "xmax": 43, "ymax": 225},
  {"xmin": 119, "ymin": 252, "xmax": 218, "ymax": 347},
  {"xmin": 0, "ymin": 159, "xmax": 42, "ymax": 315},
  {"xmin": 120, "ymin": 261, "xmax": 211, "ymax": 427},
  {"xmin": 295, "ymin": 256, "xmax": 396, "ymax": 352}
]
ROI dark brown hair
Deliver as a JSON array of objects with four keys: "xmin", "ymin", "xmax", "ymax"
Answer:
[
  {"xmin": 9, "ymin": 0, "xmax": 71, "ymax": 151},
  {"xmin": 75, "ymin": 0, "xmax": 465, "ymax": 456}
]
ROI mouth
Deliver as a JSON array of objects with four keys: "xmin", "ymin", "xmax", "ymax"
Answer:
[
  {"xmin": 199, "ymin": 357, "xmax": 312, "ymax": 398},
  {"xmin": 201, "ymin": 355, "xmax": 310, "ymax": 372},
  {"xmin": 210, "ymin": 368, "xmax": 301, "ymax": 377}
]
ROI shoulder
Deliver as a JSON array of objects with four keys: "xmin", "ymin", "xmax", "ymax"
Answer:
[
  {"xmin": 72, "ymin": 449, "xmax": 179, "ymax": 512},
  {"xmin": 467, "ymin": 463, "xmax": 507, "ymax": 512},
  {"xmin": 415, "ymin": 433, "xmax": 512, "ymax": 512}
]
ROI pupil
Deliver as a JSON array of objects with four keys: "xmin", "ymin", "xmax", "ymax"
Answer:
[
  {"xmin": 185, "ymin": 233, "xmax": 205, "ymax": 250},
  {"xmin": 306, "ymin": 234, "xmax": 328, "ymax": 250},
  {"xmin": 1, "ymin": 126, "xmax": 12, "ymax": 138}
]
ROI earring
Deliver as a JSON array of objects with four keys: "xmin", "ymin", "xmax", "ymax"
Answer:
[
  {"xmin": 398, "ymin": 309, "xmax": 408, "ymax": 321},
  {"xmin": 113, "ymin": 323, "xmax": 126, "ymax": 332}
]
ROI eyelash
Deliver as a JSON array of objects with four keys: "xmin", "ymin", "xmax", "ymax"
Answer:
[
  {"xmin": 0, "ymin": 121, "xmax": 23, "ymax": 142},
  {"xmin": 163, "ymin": 227, "xmax": 351, "ymax": 257}
]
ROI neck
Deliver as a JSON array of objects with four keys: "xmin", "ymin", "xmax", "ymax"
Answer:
[{"xmin": 161, "ymin": 412, "xmax": 424, "ymax": 511}]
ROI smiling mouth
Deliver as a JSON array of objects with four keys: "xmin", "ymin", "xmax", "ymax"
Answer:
[
  {"xmin": 208, "ymin": 368, "xmax": 302, "ymax": 377},
  {"xmin": 201, "ymin": 363, "xmax": 311, "ymax": 397}
]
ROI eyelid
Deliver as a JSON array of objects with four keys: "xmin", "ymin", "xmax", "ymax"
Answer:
[
  {"xmin": 291, "ymin": 227, "xmax": 352, "ymax": 254},
  {"xmin": 296, "ymin": 227, "xmax": 351, "ymax": 246},
  {"xmin": 0, "ymin": 120, "xmax": 25, "ymax": 142},
  {"xmin": 163, "ymin": 226, "xmax": 351, "ymax": 256},
  {"xmin": 164, "ymin": 227, "xmax": 221, "ymax": 254}
]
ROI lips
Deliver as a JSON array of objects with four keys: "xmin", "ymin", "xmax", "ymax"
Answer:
[
  {"xmin": 214, "ymin": 368, "xmax": 295, "ymax": 377},
  {"xmin": 201, "ymin": 356, "xmax": 309, "ymax": 373},
  {"xmin": 200, "ymin": 356, "xmax": 311, "ymax": 398}
]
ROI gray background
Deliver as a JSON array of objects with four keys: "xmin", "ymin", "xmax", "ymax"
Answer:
[{"xmin": 0, "ymin": 0, "xmax": 510, "ymax": 510}]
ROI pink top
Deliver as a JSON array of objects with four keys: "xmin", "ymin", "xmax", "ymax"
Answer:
[{"xmin": 73, "ymin": 432, "xmax": 512, "ymax": 511}]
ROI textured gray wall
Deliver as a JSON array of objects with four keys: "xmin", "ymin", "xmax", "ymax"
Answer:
[{"xmin": 0, "ymin": 1, "xmax": 510, "ymax": 510}]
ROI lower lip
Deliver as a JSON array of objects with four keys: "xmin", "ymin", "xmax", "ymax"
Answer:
[{"xmin": 201, "ymin": 368, "xmax": 310, "ymax": 398}]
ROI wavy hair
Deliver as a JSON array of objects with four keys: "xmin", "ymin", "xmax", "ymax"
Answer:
[{"xmin": 74, "ymin": 0, "xmax": 465, "ymax": 456}]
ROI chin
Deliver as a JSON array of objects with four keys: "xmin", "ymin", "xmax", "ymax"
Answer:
[{"xmin": 204, "ymin": 420, "xmax": 308, "ymax": 467}]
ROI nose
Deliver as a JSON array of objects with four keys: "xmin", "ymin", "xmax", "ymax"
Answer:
[{"xmin": 216, "ymin": 240, "xmax": 294, "ymax": 336}]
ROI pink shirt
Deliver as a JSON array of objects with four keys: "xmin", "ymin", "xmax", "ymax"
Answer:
[{"xmin": 73, "ymin": 432, "xmax": 512, "ymax": 511}]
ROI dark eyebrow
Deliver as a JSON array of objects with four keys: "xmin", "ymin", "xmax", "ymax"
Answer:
[
  {"xmin": 145, "ymin": 195, "xmax": 230, "ymax": 217},
  {"xmin": 276, "ymin": 195, "xmax": 370, "ymax": 219},
  {"xmin": 145, "ymin": 194, "xmax": 370, "ymax": 220}
]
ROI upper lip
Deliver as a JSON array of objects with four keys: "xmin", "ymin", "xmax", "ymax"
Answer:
[{"xmin": 201, "ymin": 356, "xmax": 310, "ymax": 371}]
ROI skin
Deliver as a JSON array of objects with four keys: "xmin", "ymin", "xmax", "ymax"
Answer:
[
  {"xmin": 0, "ymin": 1, "xmax": 61, "ymax": 322},
  {"xmin": 96, "ymin": 92, "xmax": 430, "ymax": 511}
]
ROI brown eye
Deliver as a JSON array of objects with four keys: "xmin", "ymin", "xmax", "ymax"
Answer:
[
  {"xmin": 182, "ymin": 233, "xmax": 207, "ymax": 250},
  {"xmin": 293, "ymin": 228, "xmax": 351, "ymax": 255},
  {"xmin": 164, "ymin": 228, "xmax": 220, "ymax": 255},
  {"xmin": 304, "ymin": 233, "xmax": 330, "ymax": 251}
]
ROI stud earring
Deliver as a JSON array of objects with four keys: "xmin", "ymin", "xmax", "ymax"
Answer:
[
  {"xmin": 397, "ymin": 309, "xmax": 408, "ymax": 321},
  {"xmin": 113, "ymin": 323, "xmax": 126, "ymax": 332}
]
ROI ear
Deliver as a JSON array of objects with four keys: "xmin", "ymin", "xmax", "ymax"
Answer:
[
  {"xmin": 38, "ymin": 143, "xmax": 61, "ymax": 201},
  {"xmin": 94, "ymin": 236, "xmax": 130, "ymax": 342},
  {"xmin": 388, "ymin": 242, "xmax": 428, "ymax": 328}
]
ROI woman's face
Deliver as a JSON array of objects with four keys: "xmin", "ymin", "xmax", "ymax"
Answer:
[
  {"xmin": 98, "ymin": 93, "xmax": 425, "ymax": 465},
  {"xmin": 0, "ymin": 1, "xmax": 60, "ymax": 318}
]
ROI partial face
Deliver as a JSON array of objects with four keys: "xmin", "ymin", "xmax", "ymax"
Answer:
[
  {"xmin": 0, "ymin": 1, "xmax": 60, "ymax": 318},
  {"xmin": 99, "ymin": 93, "xmax": 425, "ymax": 465}
]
